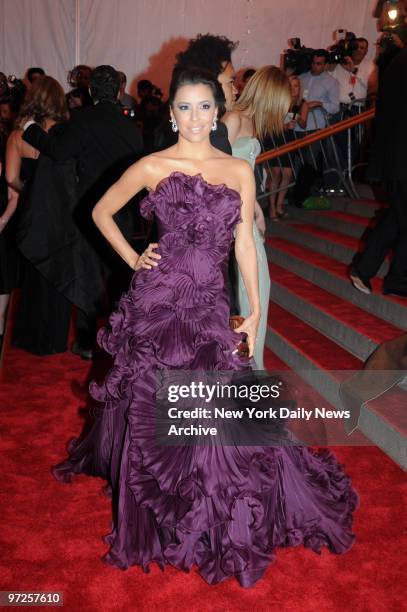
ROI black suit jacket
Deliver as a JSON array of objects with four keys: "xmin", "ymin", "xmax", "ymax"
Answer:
[
  {"xmin": 368, "ymin": 47, "xmax": 407, "ymax": 181},
  {"xmin": 23, "ymin": 101, "xmax": 143, "ymax": 200},
  {"xmin": 21, "ymin": 101, "xmax": 144, "ymax": 315}
]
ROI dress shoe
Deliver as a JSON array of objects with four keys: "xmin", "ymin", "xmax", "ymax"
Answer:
[
  {"xmin": 71, "ymin": 340, "xmax": 94, "ymax": 360},
  {"xmin": 349, "ymin": 268, "xmax": 372, "ymax": 295}
]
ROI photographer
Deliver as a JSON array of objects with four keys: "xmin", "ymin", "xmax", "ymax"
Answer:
[
  {"xmin": 290, "ymin": 50, "xmax": 339, "ymax": 205},
  {"xmin": 329, "ymin": 39, "xmax": 378, "ymax": 106},
  {"xmin": 118, "ymin": 71, "xmax": 137, "ymax": 111},
  {"xmin": 375, "ymin": 0, "xmax": 407, "ymax": 75},
  {"xmin": 328, "ymin": 38, "xmax": 378, "ymax": 174},
  {"xmin": 136, "ymin": 79, "xmax": 154, "ymax": 102}
]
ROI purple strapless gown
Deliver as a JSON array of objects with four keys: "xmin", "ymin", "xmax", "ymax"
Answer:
[{"xmin": 53, "ymin": 172, "xmax": 359, "ymax": 588}]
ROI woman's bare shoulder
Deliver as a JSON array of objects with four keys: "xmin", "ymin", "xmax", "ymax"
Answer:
[
  {"xmin": 123, "ymin": 152, "xmax": 175, "ymax": 190},
  {"xmin": 213, "ymin": 156, "xmax": 253, "ymax": 193},
  {"xmin": 222, "ymin": 110, "xmax": 242, "ymax": 126},
  {"xmin": 144, "ymin": 149, "xmax": 179, "ymax": 175},
  {"xmin": 219, "ymin": 155, "xmax": 252, "ymax": 175},
  {"xmin": 7, "ymin": 129, "xmax": 23, "ymax": 147},
  {"xmin": 8, "ymin": 129, "xmax": 38, "ymax": 157},
  {"xmin": 146, "ymin": 146, "xmax": 178, "ymax": 161}
]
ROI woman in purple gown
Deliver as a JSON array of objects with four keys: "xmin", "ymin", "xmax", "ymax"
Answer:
[{"xmin": 53, "ymin": 67, "xmax": 359, "ymax": 588}]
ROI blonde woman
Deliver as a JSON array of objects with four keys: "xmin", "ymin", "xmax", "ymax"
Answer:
[
  {"xmin": 267, "ymin": 75, "xmax": 309, "ymax": 220},
  {"xmin": 222, "ymin": 66, "xmax": 291, "ymax": 368}
]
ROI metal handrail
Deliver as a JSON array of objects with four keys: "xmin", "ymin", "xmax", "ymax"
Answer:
[{"xmin": 256, "ymin": 108, "xmax": 375, "ymax": 164}]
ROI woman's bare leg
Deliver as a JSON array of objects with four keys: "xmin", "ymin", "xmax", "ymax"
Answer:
[
  {"xmin": 268, "ymin": 167, "xmax": 282, "ymax": 219},
  {"xmin": 276, "ymin": 168, "xmax": 293, "ymax": 216}
]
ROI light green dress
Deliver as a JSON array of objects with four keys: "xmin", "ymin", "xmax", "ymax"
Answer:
[{"xmin": 232, "ymin": 137, "xmax": 270, "ymax": 369}]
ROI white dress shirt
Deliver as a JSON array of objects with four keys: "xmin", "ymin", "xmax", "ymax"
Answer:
[{"xmin": 331, "ymin": 58, "xmax": 376, "ymax": 104}]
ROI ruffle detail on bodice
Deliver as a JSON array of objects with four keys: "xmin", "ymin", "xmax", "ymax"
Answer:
[{"xmin": 140, "ymin": 171, "xmax": 242, "ymax": 232}]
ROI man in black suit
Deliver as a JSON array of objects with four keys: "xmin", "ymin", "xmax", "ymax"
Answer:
[
  {"xmin": 23, "ymin": 65, "xmax": 143, "ymax": 357},
  {"xmin": 350, "ymin": 15, "xmax": 407, "ymax": 298}
]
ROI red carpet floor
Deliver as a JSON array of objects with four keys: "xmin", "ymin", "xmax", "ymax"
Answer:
[{"xmin": 0, "ymin": 333, "xmax": 406, "ymax": 611}]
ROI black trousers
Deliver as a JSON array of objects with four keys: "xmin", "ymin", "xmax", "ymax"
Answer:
[
  {"xmin": 354, "ymin": 179, "xmax": 407, "ymax": 283},
  {"xmin": 12, "ymin": 260, "xmax": 71, "ymax": 355},
  {"xmin": 76, "ymin": 309, "xmax": 97, "ymax": 350},
  {"xmin": 74, "ymin": 253, "xmax": 134, "ymax": 350}
]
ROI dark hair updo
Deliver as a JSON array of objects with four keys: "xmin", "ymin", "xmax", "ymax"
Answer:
[
  {"xmin": 175, "ymin": 34, "xmax": 238, "ymax": 78},
  {"xmin": 169, "ymin": 66, "xmax": 226, "ymax": 109}
]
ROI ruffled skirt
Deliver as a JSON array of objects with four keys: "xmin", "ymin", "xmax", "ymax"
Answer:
[{"xmin": 53, "ymin": 282, "xmax": 359, "ymax": 587}]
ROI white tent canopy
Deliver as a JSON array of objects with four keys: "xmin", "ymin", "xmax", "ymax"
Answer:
[{"xmin": 0, "ymin": 0, "xmax": 379, "ymax": 95}]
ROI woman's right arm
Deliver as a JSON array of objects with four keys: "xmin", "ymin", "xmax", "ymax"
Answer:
[
  {"xmin": 0, "ymin": 185, "xmax": 19, "ymax": 232},
  {"xmin": 92, "ymin": 158, "xmax": 160, "ymax": 271},
  {"xmin": 233, "ymin": 161, "xmax": 260, "ymax": 357}
]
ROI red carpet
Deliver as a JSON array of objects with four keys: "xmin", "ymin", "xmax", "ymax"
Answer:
[
  {"xmin": 268, "ymin": 237, "xmax": 407, "ymax": 307},
  {"xmin": 267, "ymin": 302, "xmax": 361, "ymax": 370},
  {"xmin": 288, "ymin": 222, "xmax": 363, "ymax": 249},
  {"xmin": 321, "ymin": 211, "xmax": 371, "ymax": 226},
  {"xmin": 268, "ymin": 262, "xmax": 402, "ymax": 345},
  {"xmin": 1, "ymin": 334, "xmax": 406, "ymax": 610}
]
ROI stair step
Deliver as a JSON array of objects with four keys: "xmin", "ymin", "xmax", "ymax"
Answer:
[
  {"xmin": 268, "ymin": 261, "xmax": 402, "ymax": 361},
  {"xmin": 267, "ymin": 222, "xmax": 389, "ymax": 277},
  {"xmin": 328, "ymin": 197, "xmax": 386, "ymax": 218},
  {"xmin": 266, "ymin": 237, "xmax": 407, "ymax": 328},
  {"xmin": 267, "ymin": 301, "xmax": 361, "ymax": 370},
  {"xmin": 264, "ymin": 348, "xmax": 290, "ymax": 371},
  {"xmin": 288, "ymin": 207, "xmax": 374, "ymax": 238},
  {"xmin": 266, "ymin": 302, "xmax": 407, "ymax": 468},
  {"xmin": 263, "ymin": 347, "xmax": 369, "ymax": 447}
]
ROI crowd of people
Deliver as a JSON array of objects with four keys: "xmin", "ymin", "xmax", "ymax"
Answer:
[
  {"xmin": 1, "ymin": 5, "xmax": 407, "ymax": 363},
  {"xmin": 0, "ymin": 35, "xmax": 291, "ymax": 364}
]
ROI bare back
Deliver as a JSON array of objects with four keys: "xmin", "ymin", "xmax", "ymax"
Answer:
[
  {"xmin": 6, "ymin": 130, "xmax": 39, "ymax": 191},
  {"xmin": 221, "ymin": 110, "xmax": 255, "ymax": 146}
]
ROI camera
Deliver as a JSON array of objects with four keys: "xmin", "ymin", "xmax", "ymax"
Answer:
[
  {"xmin": 378, "ymin": 31, "xmax": 398, "ymax": 52},
  {"xmin": 7, "ymin": 75, "xmax": 26, "ymax": 93},
  {"xmin": 283, "ymin": 38, "xmax": 315, "ymax": 75},
  {"xmin": 327, "ymin": 33, "xmax": 358, "ymax": 65}
]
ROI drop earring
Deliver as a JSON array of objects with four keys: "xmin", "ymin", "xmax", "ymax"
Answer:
[
  {"xmin": 170, "ymin": 118, "xmax": 178, "ymax": 133},
  {"xmin": 211, "ymin": 119, "xmax": 218, "ymax": 131}
]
